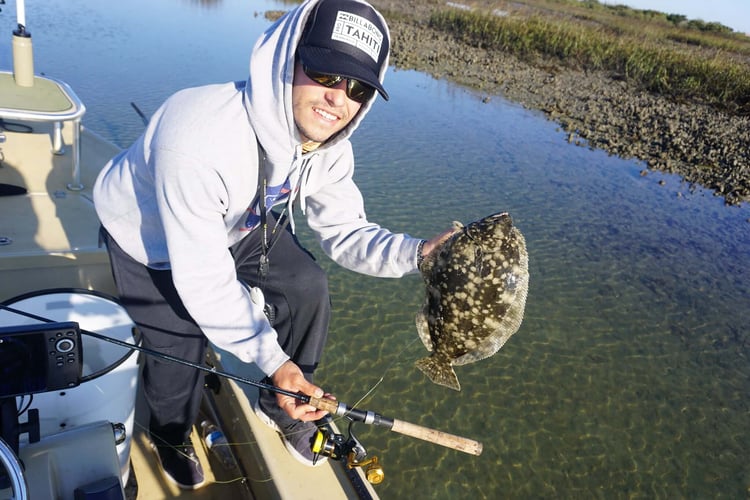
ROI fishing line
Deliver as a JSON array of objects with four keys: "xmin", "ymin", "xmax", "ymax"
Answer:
[
  {"xmin": 350, "ymin": 336, "xmax": 421, "ymax": 410},
  {"xmin": 134, "ymin": 420, "xmax": 251, "ymax": 486}
]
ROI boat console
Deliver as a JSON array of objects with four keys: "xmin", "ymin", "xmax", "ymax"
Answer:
[
  {"xmin": 0, "ymin": 321, "xmax": 90, "ymax": 499},
  {"xmin": 0, "ymin": 290, "xmax": 140, "ymax": 500}
]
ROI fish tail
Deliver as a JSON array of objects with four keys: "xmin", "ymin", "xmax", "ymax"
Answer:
[{"xmin": 415, "ymin": 356, "xmax": 461, "ymax": 391}]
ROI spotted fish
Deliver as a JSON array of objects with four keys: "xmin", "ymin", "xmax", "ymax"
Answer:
[{"xmin": 415, "ymin": 212, "xmax": 529, "ymax": 391}]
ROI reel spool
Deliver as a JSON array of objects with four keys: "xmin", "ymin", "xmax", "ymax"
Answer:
[{"xmin": 312, "ymin": 422, "xmax": 384, "ymax": 485}]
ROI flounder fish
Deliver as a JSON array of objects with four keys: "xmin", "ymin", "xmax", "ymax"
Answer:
[{"xmin": 415, "ymin": 212, "xmax": 529, "ymax": 391}]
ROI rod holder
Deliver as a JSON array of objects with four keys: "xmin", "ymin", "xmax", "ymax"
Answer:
[{"xmin": 12, "ymin": 25, "xmax": 34, "ymax": 87}]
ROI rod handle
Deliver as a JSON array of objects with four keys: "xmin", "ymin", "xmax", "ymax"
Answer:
[
  {"xmin": 308, "ymin": 395, "xmax": 339, "ymax": 414},
  {"xmin": 308, "ymin": 396, "xmax": 483, "ymax": 456},
  {"xmin": 390, "ymin": 418, "xmax": 483, "ymax": 456}
]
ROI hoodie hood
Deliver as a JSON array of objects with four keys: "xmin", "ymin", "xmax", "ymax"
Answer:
[{"xmin": 243, "ymin": 0, "xmax": 390, "ymax": 178}]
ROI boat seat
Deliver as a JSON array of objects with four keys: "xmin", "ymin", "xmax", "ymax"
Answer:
[
  {"xmin": 0, "ymin": 72, "xmax": 86, "ymax": 190},
  {"xmin": 18, "ymin": 420, "xmax": 125, "ymax": 499}
]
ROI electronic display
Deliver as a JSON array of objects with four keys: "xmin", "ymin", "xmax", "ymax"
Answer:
[{"xmin": 0, "ymin": 322, "xmax": 82, "ymax": 398}]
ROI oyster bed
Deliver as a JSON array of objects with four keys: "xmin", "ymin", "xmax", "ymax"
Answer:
[{"xmin": 372, "ymin": 0, "xmax": 750, "ymax": 206}]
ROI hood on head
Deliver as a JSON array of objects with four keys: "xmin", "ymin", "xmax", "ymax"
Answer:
[{"xmin": 243, "ymin": 0, "xmax": 390, "ymax": 170}]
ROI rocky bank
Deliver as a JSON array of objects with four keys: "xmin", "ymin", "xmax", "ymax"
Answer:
[{"xmin": 369, "ymin": 0, "xmax": 750, "ymax": 207}]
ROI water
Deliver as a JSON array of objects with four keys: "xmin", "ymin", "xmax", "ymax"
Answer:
[{"xmin": 3, "ymin": 0, "xmax": 748, "ymax": 498}]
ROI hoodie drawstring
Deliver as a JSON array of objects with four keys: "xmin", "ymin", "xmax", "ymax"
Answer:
[{"xmin": 256, "ymin": 144, "xmax": 315, "ymax": 282}]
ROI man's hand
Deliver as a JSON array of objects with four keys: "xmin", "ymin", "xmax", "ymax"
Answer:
[
  {"xmin": 421, "ymin": 226, "xmax": 459, "ymax": 260},
  {"xmin": 270, "ymin": 360, "xmax": 334, "ymax": 421}
]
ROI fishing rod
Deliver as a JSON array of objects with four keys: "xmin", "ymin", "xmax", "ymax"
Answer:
[
  {"xmin": 83, "ymin": 328, "xmax": 483, "ymax": 457},
  {"xmin": 129, "ymin": 102, "xmax": 149, "ymax": 126},
  {"xmin": 0, "ymin": 303, "xmax": 483, "ymax": 457}
]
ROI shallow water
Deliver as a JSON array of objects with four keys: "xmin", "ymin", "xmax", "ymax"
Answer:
[{"xmin": 3, "ymin": 0, "xmax": 748, "ymax": 498}]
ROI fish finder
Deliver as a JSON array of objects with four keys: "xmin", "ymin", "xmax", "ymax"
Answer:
[{"xmin": 0, "ymin": 322, "xmax": 83, "ymax": 398}]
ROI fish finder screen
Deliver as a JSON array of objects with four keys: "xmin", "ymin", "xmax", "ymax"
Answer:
[
  {"xmin": 0, "ymin": 322, "xmax": 81, "ymax": 398},
  {"xmin": 0, "ymin": 333, "xmax": 47, "ymax": 398}
]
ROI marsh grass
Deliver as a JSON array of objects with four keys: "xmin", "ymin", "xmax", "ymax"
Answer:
[{"xmin": 429, "ymin": 7, "xmax": 750, "ymax": 114}]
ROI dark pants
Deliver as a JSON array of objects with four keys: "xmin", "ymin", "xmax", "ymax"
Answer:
[{"xmin": 100, "ymin": 214, "xmax": 330, "ymax": 444}]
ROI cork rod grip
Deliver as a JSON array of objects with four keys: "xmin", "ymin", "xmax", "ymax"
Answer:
[
  {"xmin": 390, "ymin": 418, "xmax": 483, "ymax": 456},
  {"xmin": 308, "ymin": 396, "xmax": 339, "ymax": 413},
  {"xmin": 308, "ymin": 396, "xmax": 483, "ymax": 456}
]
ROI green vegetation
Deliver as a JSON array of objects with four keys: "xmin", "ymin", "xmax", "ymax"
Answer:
[
  {"xmin": 578, "ymin": 0, "xmax": 736, "ymax": 34},
  {"xmin": 428, "ymin": 1, "xmax": 750, "ymax": 114}
]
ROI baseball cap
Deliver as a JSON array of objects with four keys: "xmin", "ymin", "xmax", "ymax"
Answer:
[{"xmin": 297, "ymin": 0, "xmax": 390, "ymax": 100}]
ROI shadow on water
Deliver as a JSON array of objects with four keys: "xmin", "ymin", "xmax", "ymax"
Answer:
[{"xmin": 4, "ymin": 1, "xmax": 748, "ymax": 498}]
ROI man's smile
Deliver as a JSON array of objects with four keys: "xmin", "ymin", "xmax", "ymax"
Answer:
[{"xmin": 313, "ymin": 106, "xmax": 339, "ymax": 122}]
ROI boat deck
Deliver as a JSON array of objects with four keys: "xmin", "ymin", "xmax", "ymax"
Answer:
[
  {"xmin": 0, "ymin": 118, "xmax": 378, "ymax": 499},
  {"xmin": 0, "ymin": 119, "xmax": 115, "ymax": 299}
]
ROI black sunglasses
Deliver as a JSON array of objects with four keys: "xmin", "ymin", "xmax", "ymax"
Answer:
[{"xmin": 302, "ymin": 65, "xmax": 376, "ymax": 104}]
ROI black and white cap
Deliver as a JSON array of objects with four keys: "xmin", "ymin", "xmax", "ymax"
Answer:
[{"xmin": 297, "ymin": 0, "xmax": 390, "ymax": 100}]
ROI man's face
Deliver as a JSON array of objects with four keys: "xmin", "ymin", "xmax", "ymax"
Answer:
[{"xmin": 292, "ymin": 62, "xmax": 363, "ymax": 143}]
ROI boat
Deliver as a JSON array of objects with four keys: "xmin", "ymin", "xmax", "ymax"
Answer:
[{"xmin": 0, "ymin": 2, "xmax": 381, "ymax": 498}]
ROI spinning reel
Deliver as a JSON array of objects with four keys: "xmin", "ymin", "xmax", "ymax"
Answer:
[{"xmin": 312, "ymin": 420, "xmax": 384, "ymax": 485}]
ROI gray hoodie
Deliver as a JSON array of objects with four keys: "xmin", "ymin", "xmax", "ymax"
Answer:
[{"xmin": 93, "ymin": 0, "xmax": 421, "ymax": 376}]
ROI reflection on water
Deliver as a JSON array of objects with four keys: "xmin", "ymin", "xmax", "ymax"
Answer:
[{"xmin": 4, "ymin": 0, "xmax": 748, "ymax": 498}]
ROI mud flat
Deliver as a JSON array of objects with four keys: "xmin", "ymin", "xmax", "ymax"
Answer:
[{"xmin": 370, "ymin": 0, "xmax": 750, "ymax": 206}]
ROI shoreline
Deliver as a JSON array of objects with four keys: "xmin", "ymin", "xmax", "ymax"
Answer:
[{"xmin": 371, "ymin": 0, "xmax": 750, "ymax": 207}]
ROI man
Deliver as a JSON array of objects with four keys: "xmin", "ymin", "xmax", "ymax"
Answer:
[{"xmin": 94, "ymin": 0, "xmax": 449, "ymax": 490}]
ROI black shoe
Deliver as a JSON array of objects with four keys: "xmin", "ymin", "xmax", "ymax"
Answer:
[
  {"xmin": 150, "ymin": 437, "xmax": 206, "ymax": 490},
  {"xmin": 253, "ymin": 400, "xmax": 328, "ymax": 467}
]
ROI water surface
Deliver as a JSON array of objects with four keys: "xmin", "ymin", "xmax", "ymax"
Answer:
[{"xmin": 3, "ymin": 1, "xmax": 747, "ymax": 498}]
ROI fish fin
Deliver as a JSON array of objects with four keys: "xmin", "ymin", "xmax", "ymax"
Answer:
[
  {"xmin": 415, "ymin": 311, "xmax": 434, "ymax": 352},
  {"xmin": 420, "ymin": 222, "xmax": 461, "ymax": 275},
  {"xmin": 415, "ymin": 356, "xmax": 461, "ymax": 391},
  {"xmin": 419, "ymin": 243, "xmax": 440, "ymax": 275},
  {"xmin": 453, "ymin": 334, "xmax": 508, "ymax": 366},
  {"xmin": 418, "ymin": 255, "xmax": 432, "ymax": 275},
  {"xmin": 454, "ymin": 269, "xmax": 529, "ymax": 366}
]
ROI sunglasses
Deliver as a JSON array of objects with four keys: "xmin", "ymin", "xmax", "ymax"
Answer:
[{"xmin": 302, "ymin": 65, "xmax": 376, "ymax": 104}]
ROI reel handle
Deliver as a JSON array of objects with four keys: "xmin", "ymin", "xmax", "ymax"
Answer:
[{"xmin": 308, "ymin": 396, "xmax": 483, "ymax": 456}]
